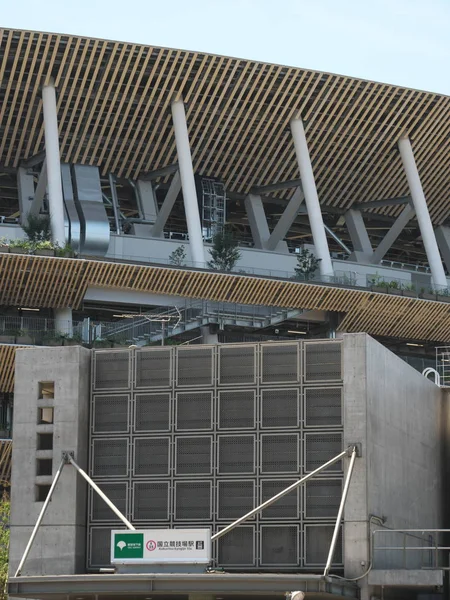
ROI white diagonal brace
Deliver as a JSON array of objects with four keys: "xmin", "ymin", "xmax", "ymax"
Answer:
[
  {"xmin": 345, "ymin": 209, "xmax": 373, "ymax": 260},
  {"xmin": 266, "ymin": 187, "xmax": 304, "ymax": 251},
  {"xmin": 370, "ymin": 204, "xmax": 415, "ymax": 264},
  {"xmin": 151, "ymin": 170, "xmax": 181, "ymax": 238},
  {"xmin": 244, "ymin": 193, "xmax": 271, "ymax": 249}
]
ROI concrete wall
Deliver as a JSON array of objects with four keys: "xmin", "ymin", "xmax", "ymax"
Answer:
[
  {"xmin": 343, "ymin": 334, "xmax": 444, "ymax": 584},
  {"xmin": 9, "ymin": 346, "xmax": 91, "ymax": 576}
]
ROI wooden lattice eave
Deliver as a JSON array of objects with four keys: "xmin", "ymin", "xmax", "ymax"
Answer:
[{"xmin": 1, "ymin": 28, "xmax": 450, "ymax": 222}]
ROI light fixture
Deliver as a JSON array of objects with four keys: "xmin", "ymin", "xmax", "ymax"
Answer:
[
  {"xmin": 20, "ymin": 307, "xmax": 40, "ymax": 311},
  {"xmin": 287, "ymin": 330, "xmax": 307, "ymax": 335},
  {"xmin": 406, "ymin": 342, "xmax": 423, "ymax": 347}
]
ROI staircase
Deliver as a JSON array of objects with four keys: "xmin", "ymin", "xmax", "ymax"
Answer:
[{"xmin": 94, "ymin": 301, "xmax": 303, "ymax": 346}]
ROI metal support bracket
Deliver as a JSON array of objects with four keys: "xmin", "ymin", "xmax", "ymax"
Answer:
[
  {"xmin": 347, "ymin": 443, "xmax": 362, "ymax": 457},
  {"xmin": 62, "ymin": 450, "xmax": 74, "ymax": 463}
]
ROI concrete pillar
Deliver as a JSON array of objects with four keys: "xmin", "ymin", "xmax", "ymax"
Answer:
[
  {"xmin": 370, "ymin": 204, "xmax": 415, "ymax": 264},
  {"xmin": 345, "ymin": 209, "xmax": 373, "ymax": 262},
  {"xmin": 398, "ymin": 137, "xmax": 446, "ymax": 288},
  {"xmin": 434, "ymin": 225, "xmax": 450, "ymax": 275},
  {"xmin": 54, "ymin": 307, "xmax": 73, "ymax": 337},
  {"xmin": 171, "ymin": 100, "xmax": 205, "ymax": 265},
  {"xmin": 290, "ymin": 118, "xmax": 333, "ymax": 276},
  {"xmin": 201, "ymin": 325, "xmax": 218, "ymax": 344},
  {"xmin": 17, "ymin": 167, "xmax": 35, "ymax": 225},
  {"xmin": 266, "ymin": 187, "xmax": 304, "ymax": 251},
  {"xmin": 42, "ymin": 80, "xmax": 65, "ymax": 245},
  {"xmin": 151, "ymin": 171, "xmax": 181, "ymax": 238}
]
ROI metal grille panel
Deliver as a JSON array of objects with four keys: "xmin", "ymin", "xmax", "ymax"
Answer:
[
  {"xmin": 134, "ymin": 393, "xmax": 171, "ymax": 432},
  {"xmin": 89, "ymin": 527, "xmax": 113, "ymax": 567},
  {"xmin": 91, "ymin": 482, "xmax": 127, "ymax": 521},
  {"xmin": 261, "ymin": 343, "xmax": 299, "ymax": 383},
  {"xmin": 261, "ymin": 480, "xmax": 298, "ymax": 519},
  {"xmin": 92, "ymin": 394, "xmax": 129, "ymax": 433},
  {"xmin": 218, "ymin": 390, "xmax": 255, "ymax": 429},
  {"xmin": 219, "ymin": 345, "xmax": 256, "ymax": 385},
  {"xmin": 92, "ymin": 439, "xmax": 128, "ymax": 477},
  {"xmin": 305, "ymin": 479, "xmax": 341, "ymax": 519},
  {"xmin": 134, "ymin": 437, "xmax": 170, "ymax": 476},
  {"xmin": 175, "ymin": 481, "xmax": 212, "ymax": 520},
  {"xmin": 88, "ymin": 340, "xmax": 344, "ymax": 571},
  {"xmin": 218, "ymin": 435, "xmax": 255, "ymax": 474},
  {"xmin": 135, "ymin": 348, "xmax": 171, "ymax": 388},
  {"xmin": 305, "ymin": 387, "xmax": 342, "ymax": 427},
  {"xmin": 262, "ymin": 388, "xmax": 298, "ymax": 428},
  {"xmin": 176, "ymin": 392, "xmax": 213, "ymax": 430},
  {"xmin": 218, "ymin": 526, "xmax": 255, "ymax": 566},
  {"xmin": 261, "ymin": 525, "xmax": 298, "ymax": 565},
  {"xmin": 176, "ymin": 347, "xmax": 213, "ymax": 386},
  {"xmin": 305, "ymin": 433, "xmax": 342, "ymax": 473},
  {"xmin": 217, "ymin": 480, "xmax": 255, "ymax": 519},
  {"xmin": 304, "ymin": 342, "xmax": 342, "ymax": 382},
  {"xmin": 94, "ymin": 351, "xmax": 130, "ymax": 390},
  {"xmin": 305, "ymin": 525, "xmax": 343, "ymax": 565},
  {"xmin": 261, "ymin": 434, "xmax": 298, "ymax": 473},
  {"xmin": 133, "ymin": 481, "xmax": 169, "ymax": 521},
  {"xmin": 175, "ymin": 436, "xmax": 212, "ymax": 475}
]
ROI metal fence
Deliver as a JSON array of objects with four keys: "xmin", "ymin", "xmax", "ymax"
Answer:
[{"xmin": 373, "ymin": 529, "xmax": 450, "ymax": 570}]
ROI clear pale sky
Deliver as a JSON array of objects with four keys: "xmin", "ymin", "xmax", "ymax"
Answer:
[{"xmin": 3, "ymin": 0, "xmax": 450, "ymax": 95}]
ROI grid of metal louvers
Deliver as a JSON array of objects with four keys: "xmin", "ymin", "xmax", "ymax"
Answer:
[{"xmin": 88, "ymin": 340, "xmax": 344, "ymax": 571}]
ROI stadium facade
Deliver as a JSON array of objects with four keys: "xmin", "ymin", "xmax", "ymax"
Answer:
[{"xmin": 1, "ymin": 26, "xmax": 450, "ymax": 600}]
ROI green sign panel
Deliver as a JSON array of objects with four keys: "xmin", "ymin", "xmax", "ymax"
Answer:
[{"xmin": 113, "ymin": 532, "xmax": 144, "ymax": 559}]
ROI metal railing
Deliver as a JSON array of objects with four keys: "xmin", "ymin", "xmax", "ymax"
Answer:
[
  {"xmin": 436, "ymin": 347, "xmax": 450, "ymax": 387},
  {"xmin": 372, "ymin": 529, "xmax": 450, "ymax": 570}
]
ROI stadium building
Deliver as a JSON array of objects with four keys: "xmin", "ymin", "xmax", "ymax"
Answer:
[{"xmin": 1, "ymin": 27, "xmax": 450, "ymax": 600}]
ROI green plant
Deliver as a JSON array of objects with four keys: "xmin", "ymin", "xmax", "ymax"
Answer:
[
  {"xmin": 34, "ymin": 240, "xmax": 55, "ymax": 250},
  {"xmin": 55, "ymin": 242, "xmax": 75, "ymax": 257},
  {"xmin": 22, "ymin": 214, "xmax": 51, "ymax": 242},
  {"xmin": 207, "ymin": 226, "xmax": 241, "ymax": 272},
  {"xmin": 0, "ymin": 238, "xmax": 7, "ymax": 248},
  {"xmin": 8, "ymin": 239, "xmax": 33, "ymax": 252},
  {"xmin": 0, "ymin": 493, "xmax": 9, "ymax": 600},
  {"xmin": 402, "ymin": 283, "xmax": 416, "ymax": 292},
  {"xmin": 368, "ymin": 273, "xmax": 385, "ymax": 287},
  {"xmin": 294, "ymin": 248, "xmax": 321, "ymax": 280},
  {"xmin": 387, "ymin": 280, "xmax": 401, "ymax": 290},
  {"xmin": 169, "ymin": 245, "xmax": 187, "ymax": 266}
]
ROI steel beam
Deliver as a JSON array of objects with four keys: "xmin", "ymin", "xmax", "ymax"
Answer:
[
  {"xmin": 354, "ymin": 195, "xmax": 410, "ymax": 211},
  {"xmin": 266, "ymin": 187, "xmax": 304, "ymax": 251},
  {"xmin": 435, "ymin": 225, "xmax": 450, "ymax": 274},
  {"xmin": 345, "ymin": 209, "xmax": 373, "ymax": 261},
  {"xmin": 151, "ymin": 171, "xmax": 181, "ymax": 238},
  {"xmin": 20, "ymin": 150, "xmax": 46, "ymax": 169},
  {"xmin": 140, "ymin": 163, "xmax": 178, "ymax": 181},
  {"xmin": 370, "ymin": 204, "xmax": 415, "ymax": 264},
  {"xmin": 251, "ymin": 178, "xmax": 303, "ymax": 195}
]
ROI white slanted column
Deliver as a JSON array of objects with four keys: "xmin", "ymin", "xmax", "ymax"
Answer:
[
  {"xmin": 171, "ymin": 99, "xmax": 205, "ymax": 266},
  {"xmin": 344, "ymin": 209, "xmax": 373, "ymax": 262},
  {"xmin": 398, "ymin": 136, "xmax": 446, "ymax": 288},
  {"xmin": 435, "ymin": 226, "xmax": 450, "ymax": 274},
  {"xmin": 290, "ymin": 117, "xmax": 333, "ymax": 276},
  {"xmin": 266, "ymin": 187, "xmax": 304, "ymax": 251},
  {"xmin": 370, "ymin": 204, "xmax": 415, "ymax": 264},
  {"xmin": 42, "ymin": 79, "xmax": 65, "ymax": 245}
]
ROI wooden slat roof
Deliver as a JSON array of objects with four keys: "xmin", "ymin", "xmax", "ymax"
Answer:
[
  {"xmin": 0, "ymin": 254, "xmax": 450, "ymax": 356},
  {"xmin": 1, "ymin": 28, "xmax": 450, "ymax": 222}
]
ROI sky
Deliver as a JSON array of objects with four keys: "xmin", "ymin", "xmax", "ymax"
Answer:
[{"xmin": 2, "ymin": 0, "xmax": 450, "ymax": 95}]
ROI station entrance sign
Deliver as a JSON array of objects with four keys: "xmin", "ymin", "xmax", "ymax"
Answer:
[{"xmin": 111, "ymin": 529, "xmax": 211, "ymax": 564}]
